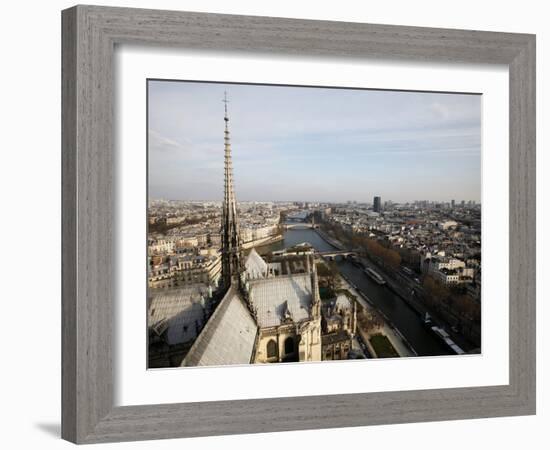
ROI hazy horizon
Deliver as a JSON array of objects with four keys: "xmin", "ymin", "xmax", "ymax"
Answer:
[
  {"xmin": 148, "ymin": 197, "xmax": 479, "ymax": 205},
  {"xmin": 148, "ymin": 80, "xmax": 481, "ymax": 203}
]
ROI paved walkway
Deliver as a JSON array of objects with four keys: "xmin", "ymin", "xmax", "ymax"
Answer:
[{"xmin": 339, "ymin": 275, "xmax": 416, "ymax": 358}]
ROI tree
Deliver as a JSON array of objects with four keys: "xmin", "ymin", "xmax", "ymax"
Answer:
[
  {"xmin": 453, "ymin": 294, "xmax": 481, "ymax": 323},
  {"xmin": 316, "ymin": 262, "xmax": 339, "ymax": 296},
  {"xmin": 357, "ymin": 309, "xmax": 383, "ymax": 332},
  {"xmin": 422, "ymin": 275, "xmax": 450, "ymax": 310},
  {"xmin": 384, "ymin": 248, "xmax": 401, "ymax": 270}
]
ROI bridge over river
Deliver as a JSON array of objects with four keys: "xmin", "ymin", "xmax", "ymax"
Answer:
[
  {"xmin": 316, "ymin": 250, "xmax": 356, "ymax": 259},
  {"xmin": 282, "ymin": 222, "xmax": 319, "ymax": 230}
]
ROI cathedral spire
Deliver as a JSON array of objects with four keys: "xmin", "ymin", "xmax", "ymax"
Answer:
[{"xmin": 221, "ymin": 92, "xmax": 242, "ymax": 289}]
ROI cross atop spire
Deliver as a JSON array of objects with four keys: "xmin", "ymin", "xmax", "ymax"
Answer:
[{"xmin": 223, "ymin": 91, "xmax": 229, "ymax": 122}]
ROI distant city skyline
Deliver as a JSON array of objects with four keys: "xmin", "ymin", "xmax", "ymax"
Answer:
[
  {"xmin": 148, "ymin": 198, "xmax": 479, "ymax": 205},
  {"xmin": 148, "ymin": 80, "xmax": 481, "ymax": 203}
]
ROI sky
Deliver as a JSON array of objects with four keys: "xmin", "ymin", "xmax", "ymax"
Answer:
[{"xmin": 148, "ymin": 80, "xmax": 481, "ymax": 203}]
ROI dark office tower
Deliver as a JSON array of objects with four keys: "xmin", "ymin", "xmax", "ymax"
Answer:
[
  {"xmin": 373, "ymin": 196, "xmax": 382, "ymax": 213},
  {"xmin": 451, "ymin": 199, "xmax": 455, "ymax": 209}
]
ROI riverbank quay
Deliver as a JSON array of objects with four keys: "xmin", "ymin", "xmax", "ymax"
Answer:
[
  {"xmin": 256, "ymin": 225, "xmax": 455, "ymax": 356},
  {"xmin": 242, "ymin": 233, "xmax": 283, "ymax": 250},
  {"xmin": 314, "ymin": 228, "xmax": 345, "ymax": 250},
  {"xmin": 317, "ymin": 225, "xmax": 478, "ymax": 352},
  {"xmin": 338, "ymin": 273, "xmax": 417, "ymax": 358},
  {"xmin": 360, "ymin": 256, "xmax": 426, "ymax": 316},
  {"xmin": 312, "ymin": 228, "xmax": 417, "ymax": 357},
  {"xmin": 358, "ymin": 255, "xmax": 478, "ymax": 352}
]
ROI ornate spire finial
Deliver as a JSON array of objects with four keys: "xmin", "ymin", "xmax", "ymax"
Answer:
[{"xmin": 223, "ymin": 91, "xmax": 229, "ymax": 122}]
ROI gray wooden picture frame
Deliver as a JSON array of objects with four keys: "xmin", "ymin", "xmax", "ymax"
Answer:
[{"xmin": 61, "ymin": 5, "xmax": 536, "ymax": 444}]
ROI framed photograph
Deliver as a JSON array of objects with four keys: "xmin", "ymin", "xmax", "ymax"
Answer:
[
  {"xmin": 62, "ymin": 5, "xmax": 536, "ymax": 444},
  {"xmin": 146, "ymin": 80, "xmax": 483, "ymax": 369}
]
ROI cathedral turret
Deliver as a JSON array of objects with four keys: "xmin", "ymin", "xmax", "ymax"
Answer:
[
  {"xmin": 221, "ymin": 92, "xmax": 243, "ymax": 289},
  {"xmin": 310, "ymin": 255, "xmax": 321, "ymax": 319}
]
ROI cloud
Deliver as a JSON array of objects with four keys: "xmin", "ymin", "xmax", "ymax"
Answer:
[
  {"xmin": 147, "ymin": 81, "xmax": 481, "ymax": 202},
  {"xmin": 430, "ymin": 102, "xmax": 451, "ymax": 120},
  {"xmin": 149, "ymin": 129, "xmax": 190, "ymax": 153}
]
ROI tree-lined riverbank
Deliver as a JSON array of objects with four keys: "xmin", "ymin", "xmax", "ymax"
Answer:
[{"xmin": 258, "ymin": 226, "xmax": 454, "ymax": 357}]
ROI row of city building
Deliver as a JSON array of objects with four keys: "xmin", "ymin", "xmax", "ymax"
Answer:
[
  {"xmin": 147, "ymin": 200, "xmax": 298, "ymax": 290},
  {"xmin": 320, "ymin": 200, "xmax": 481, "ymax": 299}
]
